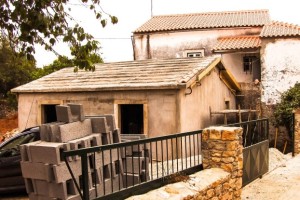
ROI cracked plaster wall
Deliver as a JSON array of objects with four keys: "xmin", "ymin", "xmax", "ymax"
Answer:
[{"xmin": 261, "ymin": 39, "xmax": 300, "ymax": 105}]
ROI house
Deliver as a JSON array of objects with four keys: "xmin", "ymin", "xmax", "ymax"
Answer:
[
  {"xmin": 132, "ymin": 9, "xmax": 300, "ymax": 114},
  {"xmin": 12, "ymin": 56, "xmax": 240, "ymax": 138}
]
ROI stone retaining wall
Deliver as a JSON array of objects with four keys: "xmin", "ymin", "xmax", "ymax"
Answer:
[{"xmin": 294, "ymin": 109, "xmax": 300, "ymax": 155}]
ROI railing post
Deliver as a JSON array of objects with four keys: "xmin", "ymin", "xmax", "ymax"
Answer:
[{"xmin": 81, "ymin": 154, "xmax": 90, "ymax": 200}]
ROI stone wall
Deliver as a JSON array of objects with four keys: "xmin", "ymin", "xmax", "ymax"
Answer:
[
  {"xmin": 127, "ymin": 126, "xmax": 243, "ymax": 200},
  {"xmin": 294, "ymin": 109, "xmax": 300, "ymax": 155},
  {"xmin": 202, "ymin": 127, "xmax": 243, "ymax": 199}
]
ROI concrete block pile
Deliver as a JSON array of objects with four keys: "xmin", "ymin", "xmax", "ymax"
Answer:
[
  {"xmin": 121, "ymin": 134, "xmax": 150, "ymax": 187},
  {"xmin": 20, "ymin": 104, "xmax": 123, "ymax": 200}
]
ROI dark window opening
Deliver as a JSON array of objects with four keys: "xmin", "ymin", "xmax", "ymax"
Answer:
[
  {"xmin": 42, "ymin": 104, "xmax": 57, "ymax": 123},
  {"xmin": 243, "ymin": 56, "xmax": 253, "ymax": 74},
  {"xmin": 121, "ymin": 104, "xmax": 143, "ymax": 134},
  {"xmin": 187, "ymin": 52, "xmax": 203, "ymax": 58}
]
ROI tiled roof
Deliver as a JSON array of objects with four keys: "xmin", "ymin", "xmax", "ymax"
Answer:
[
  {"xmin": 260, "ymin": 21, "xmax": 300, "ymax": 37},
  {"xmin": 213, "ymin": 35, "xmax": 261, "ymax": 52},
  {"xmin": 134, "ymin": 10, "xmax": 270, "ymax": 33},
  {"xmin": 12, "ymin": 56, "xmax": 222, "ymax": 93}
]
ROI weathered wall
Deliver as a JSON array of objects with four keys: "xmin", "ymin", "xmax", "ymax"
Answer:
[
  {"xmin": 221, "ymin": 53, "xmax": 260, "ymax": 83},
  {"xmin": 260, "ymin": 38, "xmax": 300, "ymax": 105},
  {"xmin": 17, "ymin": 90, "xmax": 179, "ymax": 139},
  {"xmin": 133, "ymin": 27, "xmax": 262, "ymax": 60},
  {"xmin": 179, "ymin": 68, "xmax": 237, "ymax": 132}
]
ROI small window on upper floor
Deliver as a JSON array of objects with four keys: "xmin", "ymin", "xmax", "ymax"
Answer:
[
  {"xmin": 243, "ymin": 56, "xmax": 253, "ymax": 74},
  {"xmin": 185, "ymin": 49, "xmax": 205, "ymax": 58}
]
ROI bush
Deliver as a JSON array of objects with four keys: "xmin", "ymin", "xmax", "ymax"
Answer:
[{"xmin": 274, "ymin": 83, "xmax": 300, "ymax": 136}]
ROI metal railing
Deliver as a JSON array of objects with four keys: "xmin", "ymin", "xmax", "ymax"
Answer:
[
  {"xmin": 61, "ymin": 130, "xmax": 203, "ymax": 200},
  {"xmin": 226, "ymin": 118, "xmax": 269, "ymax": 147}
]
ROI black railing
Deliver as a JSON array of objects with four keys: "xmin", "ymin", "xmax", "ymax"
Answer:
[
  {"xmin": 226, "ymin": 118, "xmax": 269, "ymax": 147},
  {"xmin": 61, "ymin": 130, "xmax": 203, "ymax": 200}
]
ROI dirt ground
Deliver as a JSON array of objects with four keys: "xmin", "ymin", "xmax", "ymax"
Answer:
[{"xmin": 0, "ymin": 112, "xmax": 18, "ymax": 142}]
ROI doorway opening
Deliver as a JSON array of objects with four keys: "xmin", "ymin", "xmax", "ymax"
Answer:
[
  {"xmin": 120, "ymin": 104, "xmax": 144, "ymax": 134},
  {"xmin": 41, "ymin": 104, "xmax": 57, "ymax": 123}
]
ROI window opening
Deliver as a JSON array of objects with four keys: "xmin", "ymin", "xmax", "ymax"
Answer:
[{"xmin": 243, "ymin": 56, "xmax": 253, "ymax": 74}]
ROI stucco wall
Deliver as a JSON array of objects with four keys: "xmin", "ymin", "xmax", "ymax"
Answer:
[
  {"xmin": 179, "ymin": 68, "xmax": 236, "ymax": 132},
  {"xmin": 17, "ymin": 90, "xmax": 179, "ymax": 138},
  {"xmin": 261, "ymin": 38, "xmax": 300, "ymax": 105},
  {"xmin": 221, "ymin": 53, "xmax": 260, "ymax": 83},
  {"xmin": 133, "ymin": 27, "xmax": 262, "ymax": 60}
]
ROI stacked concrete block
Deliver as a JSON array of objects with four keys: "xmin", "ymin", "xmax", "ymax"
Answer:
[
  {"xmin": 86, "ymin": 115, "xmax": 124, "ymax": 195},
  {"xmin": 20, "ymin": 104, "xmax": 125, "ymax": 199},
  {"xmin": 120, "ymin": 134, "xmax": 150, "ymax": 187}
]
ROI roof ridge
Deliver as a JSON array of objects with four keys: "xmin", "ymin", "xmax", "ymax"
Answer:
[
  {"xmin": 152, "ymin": 9, "xmax": 269, "ymax": 18},
  {"xmin": 267, "ymin": 20, "xmax": 300, "ymax": 29},
  {"xmin": 219, "ymin": 35, "xmax": 260, "ymax": 39}
]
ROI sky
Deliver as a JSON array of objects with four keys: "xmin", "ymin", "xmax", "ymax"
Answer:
[{"xmin": 34, "ymin": 0, "xmax": 300, "ymax": 67}]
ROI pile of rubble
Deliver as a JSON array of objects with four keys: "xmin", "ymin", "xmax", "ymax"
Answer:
[{"xmin": 269, "ymin": 147, "xmax": 292, "ymax": 172}]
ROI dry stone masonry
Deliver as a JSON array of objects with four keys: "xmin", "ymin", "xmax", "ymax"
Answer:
[
  {"xmin": 202, "ymin": 127, "xmax": 243, "ymax": 199},
  {"xmin": 294, "ymin": 109, "xmax": 300, "ymax": 155},
  {"xmin": 20, "ymin": 104, "xmax": 126, "ymax": 200}
]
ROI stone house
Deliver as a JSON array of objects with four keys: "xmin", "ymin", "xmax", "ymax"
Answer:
[
  {"xmin": 12, "ymin": 56, "xmax": 240, "ymax": 138},
  {"xmin": 132, "ymin": 9, "xmax": 300, "ymax": 111}
]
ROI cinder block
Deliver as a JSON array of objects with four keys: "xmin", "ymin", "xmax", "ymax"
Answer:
[
  {"xmin": 121, "ymin": 134, "xmax": 147, "ymax": 140},
  {"xmin": 33, "ymin": 179, "xmax": 77, "ymax": 199},
  {"xmin": 24, "ymin": 178, "xmax": 34, "ymax": 194},
  {"xmin": 123, "ymin": 173, "xmax": 140, "ymax": 187},
  {"xmin": 89, "ymin": 117, "xmax": 109, "ymax": 133},
  {"xmin": 58, "ymin": 119, "xmax": 92, "ymax": 142},
  {"xmin": 113, "ymin": 159, "xmax": 124, "ymax": 176},
  {"xmin": 68, "ymin": 103, "xmax": 85, "ymax": 122},
  {"xmin": 112, "ymin": 129, "xmax": 121, "ymax": 143},
  {"xmin": 99, "ymin": 115, "xmax": 116, "ymax": 132},
  {"xmin": 90, "ymin": 168, "xmax": 102, "ymax": 185},
  {"xmin": 29, "ymin": 142, "xmax": 70, "ymax": 165},
  {"xmin": 123, "ymin": 157, "xmax": 149, "ymax": 174},
  {"xmin": 95, "ymin": 148, "xmax": 120, "ymax": 166},
  {"xmin": 29, "ymin": 192, "xmax": 80, "ymax": 200},
  {"xmin": 53, "ymin": 159, "xmax": 83, "ymax": 183},
  {"xmin": 69, "ymin": 134, "xmax": 102, "ymax": 161},
  {"xmin": 94, "ymin": 175, "xmax": 123, "ymax": 196},
  {"xmin": 100, "ymin": 132, "xmax": 111, "ymax": 145},
  {"xmin": 56, "ymin": 105, "xmax": 73, "ymax": 123},
  {"xmin": 21, "ymin": 161, "xmax": 54, "ymax": 182},
  {"xmin": 28, "ymin": 193, "xmax": 56, "ymax": 200},
  {"xmin": 20, "ymin": 140, "xmax": 41, "ymax": 162},
  {"xmin": 40, "ymin": 122, "xmax": 64, "ymax": 142}
]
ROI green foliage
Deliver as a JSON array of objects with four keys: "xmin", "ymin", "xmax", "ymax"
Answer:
[
  {"xmin": 0, "ymin": 36, "xmax": 37, "ymax": 97},
  {"xmin": 31, "ymin": 54, "xmax": 103, "ymax": 79},
  {"xmin": 274, "ymin": 83, "xmax": 300, "ymax": 134},
  {"xmin": 0, "ymin": 0, "xmax": 117, "ymax": 71}
]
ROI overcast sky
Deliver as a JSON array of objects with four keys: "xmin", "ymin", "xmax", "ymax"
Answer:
[{"xmin": 34, "ymin": 0, "xmax": 300, "ymax": 67}]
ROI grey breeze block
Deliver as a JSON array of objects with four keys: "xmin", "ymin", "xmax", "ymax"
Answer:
[{"xmin": 57, "ymin": 119, "xmax": 92, "ymax": 142}]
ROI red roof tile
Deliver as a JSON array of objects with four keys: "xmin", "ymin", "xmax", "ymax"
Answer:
[
  {"xmin": 260, "ymin": 21, "xmax": 300, "ymax": 37},
  {"xmin": 134, "ymin": 10, "xmax": 270, "ymax": 33},
  {"xmin": 213, "ymin": 36, "xmax": 261, "ymax": 52}
]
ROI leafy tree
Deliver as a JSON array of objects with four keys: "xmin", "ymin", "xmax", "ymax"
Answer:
[
  {"xmin": 31, "ymin": 53, "xmax": 103, "ymax": 79},
  {"xmin": 0, "ymin": 0, "xmax": 117, "ymax": 71},
  {"xmin": 274, "ymin": 83, "xmax": 300, "ymax": 136},
  {"xmin": 0, "ymin": 35, "xmax": 36, "ymax": 97}
]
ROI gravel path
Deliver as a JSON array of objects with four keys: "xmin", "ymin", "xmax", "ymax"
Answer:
[{"xmin": 242, "ymin": 149, "xmax": 299, "ymax": 200}]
